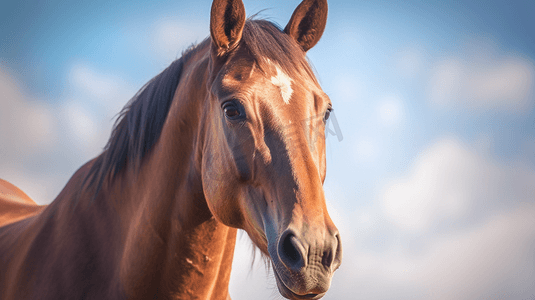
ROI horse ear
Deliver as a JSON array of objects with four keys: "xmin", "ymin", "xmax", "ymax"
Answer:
[
  {"xmin": 284, "ymin": 0, "xmax": 328, "ymax": 52},
  {"xmin": 210, "ymin": 0, "xmax": 246, "ymax": 56}
]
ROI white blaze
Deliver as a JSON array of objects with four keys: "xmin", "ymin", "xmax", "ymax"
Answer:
[{"xmin": 270, "ymin": 65, "xmax": 294, "ymax": 104}]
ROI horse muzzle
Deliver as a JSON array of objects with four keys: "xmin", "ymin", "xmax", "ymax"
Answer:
[{"xmin": 269, "ymin": 227, "xmax": 342, "ymax": 299}]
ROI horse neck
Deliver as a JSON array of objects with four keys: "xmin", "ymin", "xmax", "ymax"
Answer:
[
  {"xmin": 108, "ymin": 47, "xmax": 237, "ymax": 299},
  {"xmin": 11, "ymin": 46, "xmax": 238, "ymax": 299}
]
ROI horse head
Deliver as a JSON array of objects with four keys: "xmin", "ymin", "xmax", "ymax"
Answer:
[{"xmin": 201, "ymin": 0, "xmax": 341, "ymax": 298}]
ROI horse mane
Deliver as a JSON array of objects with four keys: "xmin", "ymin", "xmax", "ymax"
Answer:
[
  {"xmin": 83, "ymin": 19, "xmax": 315, "ymax": 199},
  {"xmin": 82, "ymin": 43, "xmax": 199, "ymax": 198}
]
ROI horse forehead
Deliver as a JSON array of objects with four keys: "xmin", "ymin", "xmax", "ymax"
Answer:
[
  {"xmin": 220, "ymin": 57, "xmax": 323, "ymax": 111},
  {"xmin": 267, "ymin": 61, "xmax": 294, "ymax": 105},
  {"xmin": 221, "ymin": 60, "xmax": 257, "ymax": 86}
]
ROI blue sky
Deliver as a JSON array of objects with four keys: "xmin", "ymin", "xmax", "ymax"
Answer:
[{"xmin": 1, "ymin": 0, "xmax": 534, "ymax": 299}]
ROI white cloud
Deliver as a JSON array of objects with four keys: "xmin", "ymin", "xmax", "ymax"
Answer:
[
  {"xmin": 153, "ymin": 18, "xmax": 207, "ymax": 63},
  {"xmin": 68, "ymin": 63, "xmax": 134, "ymax": 116},
  {"xmin": 62, "ymin": 101, "xmax": 98, "ymax": 148},
  {"xmin": 377, "ymin": 95, "xmax": 405, "ymax": 127},
  {"xmin": 64, "ymin": 63, "xmax": 139, "ymax": 156},
  {"xmin": 428, "ymin": 58, "xmax": 464, "ymax": 107},
  {"xmin": 381, "ymin": 137, "xmax": 535, "ymax": 232},
  {"xmin": 414, "ymin": 203, "xmax": 535, "ymax": 299},
  {"xmin": 326, "ymin": 137, "xmax": 535, "ymax": 298},
  {"xmin": 0, "ymin": 63, "xmax": 136, "ymax": 204},
  {"xmin": 22, "ymin": 103, "xmax": 55, "ymax": 147},
  {"xmin": 396, "ymin": 47, "xmax": 425, "ymax": 79},
  {"xmin": 520, "ymin": 137, "xmax": 535, "ymax": 166},
  {"xmin": 0, "ymin": 66, "xmax": 64, "ymax": 204},
  {"xmin": 428, "ymin": 46, "xmax": 535, "ymax": 113},
  {"xmin": 352, "ymin": 138, "xmax": 380, "ymax": 164},
  {"xmin": 329, "ymin": 73, "xmax": 365, "ymax": 105},
  {"xmin": 0, "ymin": 66, "xmax": 56, "ymax": 159},
  {"xmin": 70, "ymin": 64, "xmax": 122, "ymax": 101},
  {"xmin": 327, "ymin": 203, "xmax": 535, "ymax": 300}
]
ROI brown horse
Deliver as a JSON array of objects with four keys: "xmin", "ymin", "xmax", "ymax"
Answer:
[{"xmin": 0, "ymin": 0, "xmax": 341, "ymax": 299}]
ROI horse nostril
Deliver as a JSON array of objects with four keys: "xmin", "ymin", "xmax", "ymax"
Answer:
[
  {"xmin": 282, "ymin": 235, "xmax": 300, "ymax": 262},
  {"xmin": 321, "ymin": 232, "xmax": 342, "ymax": 270},
  {"xmin": 320, "ymin": 232, "xmax": 340, "ymax": 269},
  {"xmin": 278, "ymin": 230, "xmax": 306, "ymax": 271},
  {"xmin": 322, "ymin": 248, "xmax": 334, "ymax": 268}
]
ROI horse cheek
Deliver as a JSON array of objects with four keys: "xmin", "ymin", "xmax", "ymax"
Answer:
[{"xmin": 201, "ymin": 154, "xmax": 245, "ymax": 228}]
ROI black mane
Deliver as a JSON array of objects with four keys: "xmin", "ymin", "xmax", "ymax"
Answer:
[{"xmin": 83, "ymin": 44, "xmax": 200, "ymax": 197}]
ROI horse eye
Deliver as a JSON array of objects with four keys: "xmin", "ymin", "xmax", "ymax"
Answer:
[
  {"xmin": 324, "ymin": 108, "xmax": 332, "ymax": 122},
  {"xmin": 223, "ymin": 102, "xmax": 242, "ymax": 120}
]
